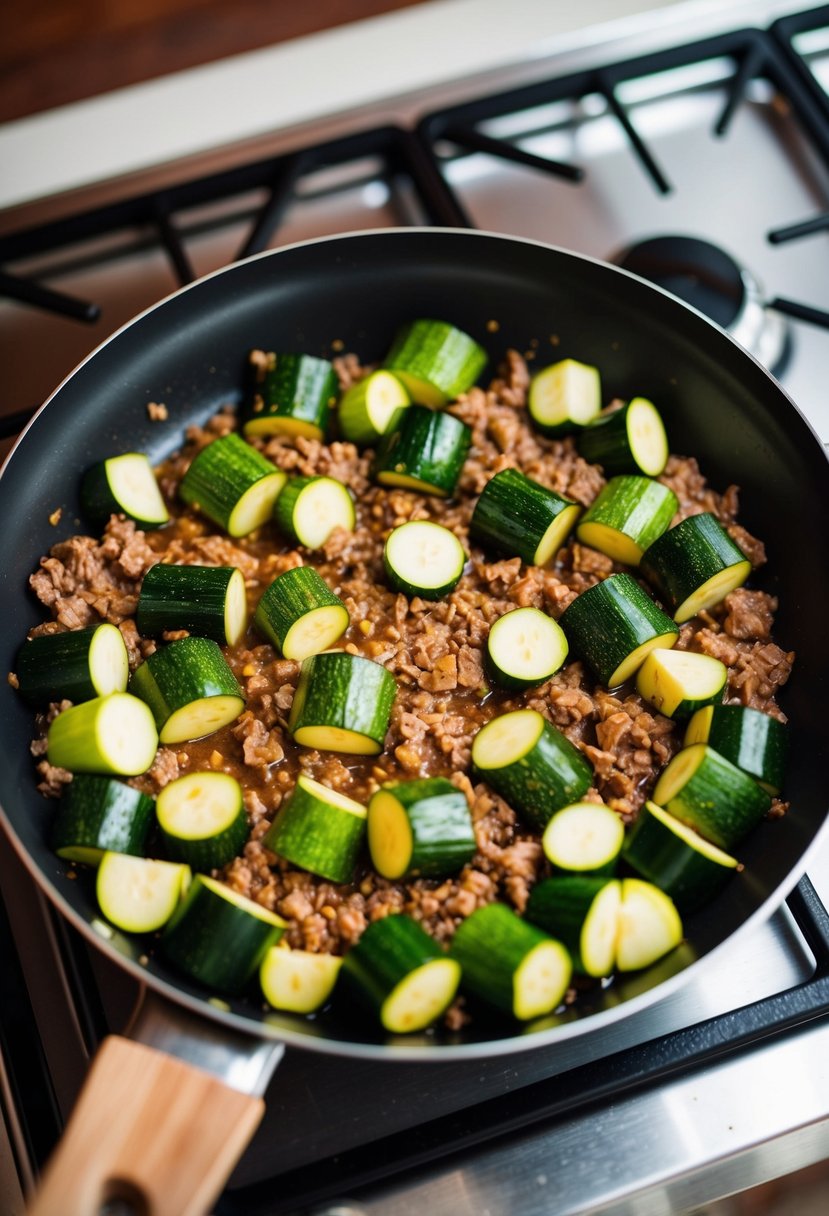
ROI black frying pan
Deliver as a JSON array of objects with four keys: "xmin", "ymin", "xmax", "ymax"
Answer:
[{"xmin": 2, "ymin": 229, "xmax": 827, "ymax": 1214}]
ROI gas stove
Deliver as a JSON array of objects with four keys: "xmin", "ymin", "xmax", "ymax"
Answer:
[{"xmin": 2, "ymin": 3, "xmax": 829, "ymax": 1214}]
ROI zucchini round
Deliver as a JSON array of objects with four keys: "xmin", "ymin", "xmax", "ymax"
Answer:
[
  {"xmin": 576, "ymin": 475, "xmax": 678, "ymax": 566},
  {"xmin": 525, "ymin": 876, "xmax": 621, "ymax": 977},
  {"xmin": 254, "ymin": 566, "xmax": 349, "ymax": 661},
  {"xmin": 527, "ymin": 358, "xmax": 602, "ymax": 436},
  {"xmin": 578, "ymin": 397, "xmax": 669, "ymax": 476},
  {"xmin": 52, "ymin": 775, "xmax": 155, "ymax": 865},
  {"xmin": 652, "ymin": 742, "xmax": 772, "ymax": 850},
  {"xmin": 130, "ymin": 636, "xmax": 245, "ymax": 745},
  {"xmin": 15, "ymin": 622, "xmax": 129, "ymax": 709},
  {"xmin": 623, "ymin": 800, "xmax": 739, "ymax": 912},
  {"xmin": 684, "ymin": 704, "xmax": 787, "ymax": 795},
  {"xmin": 383, "ymin": 520, "xmax": 466, "ymax": 600},
  {"xmin": 263, "ymin": 773, "xmax": 367, "ymax": 884},
  {"xmin": 635, "ymin": 647, "xmax": 727, "ymax": 720},
  {"xmin": 485, "ymin": 606, "xmax": 568, "ymax": 690},
  {"xmin": 156, "ymin": 770, "xmax": 248, "ymax": 872},
  {"xmin": 367, "ymin": 777, "xmax": 476, "ymax": 879},
  {"xmin": 338, "ymin": 370, "xmax": 411, "ymax": 446},
  {"xmin": 541, "ymin": 801, "xmax": 624, "ymax": 875},
  {"xmin": 372, "ymin": 405, "xmax": 471, "ymax": 497},
  {"xmin": 96, "ymin": 853, "xmax": 191, "ymax": 933},
  {"xmin": 639, "ymin": 513, "xmax": 752, "ymax": 622},
  {"xmin": 80, "ymin": 452, "xmax": 169, "ymax": 530},
  {"xmin": 382, "ymin": 319, "xmax": 487, "ymax": 407},
  {"xmin": 616, "ymin": 878, "xmax": 683, "ymax": 972},
  {"xmin": 241, "ymin": 351, "xmax": 338, "ymax": 440},
  {"xmin": 46, "ymin": 692, "xmax": 159, "ymax": 777},
  {"xmin": 274, "ymin": 476, "xmax": 356, "ymax": 549},
  {"xmin": 260, "ymin": 947, "xmax": 343, "ymax": 1014},
  {"xmin": 136, "ymin": 563, "xmax": 248, "ymax": 647},
  {"xmin": 288, "ymin": 651, "xmax": 396, "ymax": 755},
  {"xmin": 469, "ymin": 468, "xmax": 581, "ymax": 567},
  {"xmin": 179, "ymin": 432, "xmax": 286, "ymax": 538}
]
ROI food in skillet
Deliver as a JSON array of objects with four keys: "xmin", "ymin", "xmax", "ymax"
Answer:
[{"xmin": 16, "ymin": 318, "xmax": 793, "ymax": 1033}]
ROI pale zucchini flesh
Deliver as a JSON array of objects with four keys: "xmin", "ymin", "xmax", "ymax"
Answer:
[
  {"xmin": 486, "ymin": 607, "xmax": 568, "ymax": 688},
  {"xmin": 260, "ymin": 947, "xmax": 343, "ymax": 1013},
  {"xmin": 635, "ymin": 647, "xmax": 727, "ymax": 719},
  {"xmin": 513, "ymin": 939, "xmax": 572, "ymax": 1020},
  {"xmin": 608, "ymin": 632, "xmax": 679, "ymax": 687},
  {"xmin": 529, "ymin": 359, "xmax": 601, "ymax": 432},
  {"xmin": 626, "ymin": 398, "xmax": 669, "ymax": 476},
  {"xmin": 282, "ymin": 605, "xmax": 351, "ymax": 661},
  {"xmin": 227, "ymin": 473, "xmax": 286, "ymax": 537},
  {"xmin": 674, "ymin": 563, "xmax": 752, "ymax": 623},
  {"xmin": 580, "ymin": 880, "xmax": 623, "ymax": 977},
  {"xmin": 97, "ymin": 853, "xmax": 190, "ymax": 933},
  {"xmin": 471, "ymin": 707, "xmax": 544, "ymax": 769},
  {"xmin": 338, "ymin": 370, "xmax": 411, "ymax": 445},
  {"xmin": 161, "ymin": 694, "xmax": 246, "ymax": 745},
  {"xmin": 367, "ymin": 790, "xmax": 414, "ymax": 879},
  {"xmin": 381, "ymin": 957, "xmax": 462, "ymax": 1033},
  {"xmin": 286, "ymin": 477, "xmax": 356, "ymax": 549},
  {"xmin": 542, "ymin": 802, "xmax": 624, "ymax": 873},
  {"xmin": 615, "ymin": 879, "xmax": 683, "ymax": 971},
  {"xmin": 533, "ymin": 504, "xmax": 583, "ymax": 565},
  {"xmin": 384, "ymin": 520, "xmax": 465, "ymax": 598},
  {"xmin": 46, "ymin": 692, "xmax": 159, "ymax": 777},
  {"xmin": 156, "ymin": 771, "xmax": 243, "ymax": 840}
]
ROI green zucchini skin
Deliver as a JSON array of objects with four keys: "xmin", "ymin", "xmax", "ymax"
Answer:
[
  {"xmin": 559, "ymin": 572, "xmax": 679, "ymax": 688},
  {"xmin": 160, "ymin": 875, "xmax": 286, "ymax": 994},
  {"xmin": 241, "ymin": 351, "xmax": 338, "ymax": 440},
  {"xmin": 577, "ymin": 397, "xmax": 669, "ymax": 476},
  {"xmin": 274, "ymin": 476, "xmax": 356, "ymax": 549},
  {"xmin": 130, "ymin": 636, "xmax": 245, "ymax": 745},
  {"xmin": 471, "ymin": 709, "xmax": 593, "ymax": 832},
  {"xmin": 156, "ymin": 771, "xmax": 248, "ymax": 872},
  {"xmin": 652, "ymin": 743, "xmax": 772, "ymax": 850},
  {"xmin": 382, "ymin": 319, "xmax": 487, "ymax": 407},
  {"xmin": 639, "ymin": 513, "xmax": 751, "ymax": 622},
  {"xmin": 623, "ymin": 800, "xmax": 739, "ymax": 912},
  {"xmin": 635, "ymin": 647, "xmax": 728, "ymax": 721},
  {"xmin": 15, "ymin": 623, "xmax": 129, "ymax": 708},
  {"xmin": 383, "ymin": 520, "xmax": 466, "ymax": 600},
  {"xmin": 136, "ymin": 564, "xmax": 248, "ymax": 647},
  {"xmin": 254, "ymin": 566, "xmax": 349, "ymax": 660},
  {"xmin": 470, "ymin": 468, "xmax": 581, "ymax": 567},
  {"xmin": 80, "ymin": 452, "xmax": 169, "ymax": 530},
  {"xmin": 263, "ymin": 774, "xmax": 367, "ymax": 883},
  {"xmin": 46, "ymin": 692, "xmax": 159, "ymax": 777},
  {"xmin": 367, "ymin": 777, "xmax": 476, "ymax": 879},
  {"xmin": 685, "ymin": 704, "xmax": 788, "ymax": 795},
  {"xmin": 525, "ymin": 876, "xmax": 620, "ymax": 976},
  {"xmin": 288, "ymin": 651, "xmax": 397, "ymax": 755},
  {"xmin": 337, "ymin": 370, "xmax": 411, "ymax": 446},
  {"xmin": 179, "ymin": 433, "xmax": 286, "ymax": 537},
  {"xmin": 52, "ymin": 775, "xmax": 155, "ymax": 864},
  {"xmin": 371, "ymin": 405, "xmax": 471, "ymax": 497},
  {"xmin": 575, "ymin": 475, "xmax": 678, "ymax": 566}
]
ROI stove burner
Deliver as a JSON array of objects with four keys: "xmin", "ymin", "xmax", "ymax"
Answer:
[{"xmin": 615, "ymin": 235, "xmax": 790, "ymax": 377}]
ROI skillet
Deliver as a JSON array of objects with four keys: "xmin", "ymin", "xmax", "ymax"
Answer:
[{"xmin": 1, "ymin": 228, "xmax": 828, "ymax": 1214}]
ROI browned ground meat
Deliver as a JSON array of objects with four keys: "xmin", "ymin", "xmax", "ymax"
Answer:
[{"xmin": 25, "ymin": 350, "xmax": 793, "ymax": 985}]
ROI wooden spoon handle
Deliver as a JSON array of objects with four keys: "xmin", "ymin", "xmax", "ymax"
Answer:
[{"xmin": 28, "ymin": 1034, "xmax": 264, "ymax": 1216}]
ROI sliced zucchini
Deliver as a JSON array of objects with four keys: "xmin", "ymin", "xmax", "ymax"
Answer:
[
  {"xmin": 263, "ymin": 774, "xmax": 367, "ymax": 883},
  {"xmin": 685, "ymin": 704, "xmax": 787, "ymax": 795},
  {"xmin": 241, "ymin": 351, "xmax": 338, "ymax": 440},
  {"xmin": 52, "ymin": 775, "xmax": 155, "ymax": 865},
  {"xmin": 130, "ymin": 636, "xmax": 245, "ymax": 745},
  {"xmin": 616, "ymin": 878, "xmax": 683, "ymax": 972},
  {"xmin": 136, "ymin": 564, "xmax": 248, "ymax": 647},
  {"xmin": 367, "ymin": 777, "xmax": 476, "ymax": 880},
  {"xmin": 156, "ymin": 771, "xmax": 248, "ymax": 872},
  {"xmin": 381, "ymin": 319, "xmax": 487, "ymax": 407},
  {"xmin": 449, "ymin": 902, "xmax": 572, "ymax": 1021},
  {"xmin": 578, "ymin": 397, "xmax": 669, "ymax": 477},
  {"xmin": 260, "ymin": 947, "xmax": 343, "ymax": 1014},
  {"xmin": 383, "ymin": 520, "xmax": 466, "ymax": 600},
  {"xmin": 338, "ymin": 370, "xmax": 411, "ymax": 446},
  {"xmin": 179, "ymin": 432, "xmax": 286, "ymax": 538},
  {"xmin": 576, "ymin": 475, "xmax": 678, "ymax": 566},
  {"xmin": 635, "ymin": 647, "xmax": 727, "ymax": 720},
  {"xmin": 47, "ymin": 692, "xmax": 159, "ymax": 777},
  {"xmin": 485, "ymin": 606, "xmax": 568, "ymax": 690},
  {"xmin": 623, "ymin": 800, "xmax": 739, "ymax": 912},
  {"xmin": 372, "ymin": 405, "xmax": 471, "ymax": 497},
  {"xmin": 288, "ymin": 651, "xmax": 396, "ymax": 756},
  {"xmin": 254, "ymin": 566, "xmax": 349, "ymax": 661},
  {"xmin": 652, "ymin": 743, "xmax": 771, "ymax": 850},
  {"xmin": 525, "ymin": 877, "xmax": 622, "ymax": 977},
  {"xmin": 471, "ymin": 709, "xmax": 593, "ymax": 831},
  {"xmin": 161, "ymin": 874, "xmax": 286, "ymax": 994},
  {"xmin": 97, "ymin": 853, "xmax": 190, "ymax": 933},
  {"xmin": 527, "ymin": 358, "xmax": 601, "ymax": 436},
  {"xmin": 469, "ymin": 468, "xmax": 581, "ymax": 567},
  {"xmin": 15, "ymin": 622, "xmax": 129, "ymax": 709},
  {"xmin": 274, "ymin": 476, "xmax": 356, "ymax": 549},
  {"xmin": 639, "ymin": 512, "xmax": 752, "ymax": 622},
  {"xmin": 559, "ymin": 572, "xmax": 679, "ymax": 688},
  {"xmin": 80, "ymin": 452, "xmax": 169, "ymax": 530},
  {"xmin": 541, "ymin": 801, "xmax": 624, "ymax": 876}
]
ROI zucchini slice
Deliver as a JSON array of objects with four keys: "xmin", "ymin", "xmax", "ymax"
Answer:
[
  {"xmin": 263, "ymin": 774, "xmax": 367, "ymax": 883},
  {"xmin": 338, "ymin": 370, "xmax": 411, "ymax": 446},
  {"xmin": 578, "ymin": 397, "xmax": 669, "ymax": 477},
  {"xmin": 254, "ymin": 566, "xmax": 349, "ymax": 661},
  {"xmin": 635, "ymin": 647, "xmax": 727, "ymax": 720},
  {"xmin": 615, "ymin": 878, "xmax": 683, "ymax": 972},
  {"xmin": 179, "ymin": 433, "xmax": 286, "ymax": 538},
  {"xmin": 288, "ymin": 651, "xmax": 396, "ymax": 756},
  {"xmin": 96, "ymin": 853, "xmax": 190, "ymax": 933},
  {"xmin": 684, "ymin": 704, "xmax": 787, "ymax": 795},
  {"xmin": 652, "ymin": 743, "xmax": 771, "ymax": 850},
  {"xmin": 80, "ymin": 452, "xmax": 169, "ymax": 530},
  {"xmin": 381, "ymin": 319, "xmax": 487, "ymax": 407},
  {"xmin": 469, "ymin": 468, "xmax": 581, "ymax": 567},
  {"xmin": 367, "ymin": 777, "xmax": 476, "ymax": 879},
  {"xmin": 136, "ymin": 563, "xmax": 248, "ymax": 647},
  {"xmin": 383, "ymin": 520, "xmax": 466, "ymax": 600},
  {"xmin": 449, "ymin": 903, "xmax": 572, "ymax": 1021},
  {"xmin": 52, "ymin": 775, "xmax": 155, "ymax": 865},
  {"xmin": 342, "ymin": 914, "xmax": 461, "ymax": 1033},
  {"xmin": 623, "ymin": 800, "xmax": 739, "ymax": 912},
  {"xmin": 471, "ymin": 709, "xmax": 593, "ymax": 831},
  {"xmin": 241, "ymin": 351, "xmax": 338, "ymax": 440},
  {"xmin": 525, "ymin": 877, "xmax": 621, "ymax": 977},
  {"xmin": 260, "ymin": 947, "xmax": 343, "ymax": 1014},
  {"xmin": 274, "ymin": 476, "xmax": 356, "ymax": 549},
  {"xmin": 47, "ymin": 692, "xmax": 159, "ymax": 777},
  {"xmin": 15, "ymin": 622, "xmax": 129, "ymax": 709},
  {"xmin": 156, "ymin": 771, "xmax": 248, "ymax": 872},
  {"xmin": 559, "ymin": 572, "xmax": 679, "ymax": 688},
  {"xmin": 576, "ymin": 475, "xmax": 678, "ymax": 566},
  {"xmin": 130, "ymin": 636, "xmax": 245, "ymax": 745},
  {"xmin": 541, "ymin": 801, "xmax": 624, "ymax": 876},
  {"xmin": 161, "ymin": 874, "xmax": 286, "ymax": 994},
  {"xmin": 372, "ymin": 405, "xmax": 471, "ymax": 497},
  {"xmin": 485, "ymin": 606, "xmax": 568, "ymax": 690},
  {"xmin": 639, "ymin": 512, "xmax": 751, "ymax": 622},
  {"xmin": 527, "ymin": 358, "xmax": 601, "ymax": 436}
]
